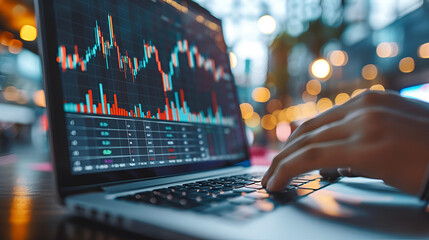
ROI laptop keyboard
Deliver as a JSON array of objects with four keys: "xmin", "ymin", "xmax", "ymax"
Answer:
[{"xmin": 117, "ymin": 172, "xmax": 335, "ymax": 220}]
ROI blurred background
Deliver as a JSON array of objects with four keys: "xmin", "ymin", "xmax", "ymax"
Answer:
[
  {"xmin": 3, "ymin": 2, "xmax": 429, "ymax": 239},
  {"xmin": 1, "ymin": 0, "xmax": 429, "ymax": 154}
]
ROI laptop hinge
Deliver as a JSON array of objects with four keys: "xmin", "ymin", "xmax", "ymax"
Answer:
[{"xmin": 102, "ymin": 166, "xmax": 246, "ymax": 194}]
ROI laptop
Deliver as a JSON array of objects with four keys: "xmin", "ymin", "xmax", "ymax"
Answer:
[{"xmin": 36, "ymin": 0, "xmax": 429, "ymax": 239}]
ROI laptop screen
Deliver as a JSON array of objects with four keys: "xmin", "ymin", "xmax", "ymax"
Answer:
[{"xmin": 51, "ymin": 0, "xmax": 247, "ymax": 175}]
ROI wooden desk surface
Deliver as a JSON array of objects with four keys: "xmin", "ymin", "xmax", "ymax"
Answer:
[{"xmin": 0, "ymin": 146, "xmax": 153, "ymax": 240}]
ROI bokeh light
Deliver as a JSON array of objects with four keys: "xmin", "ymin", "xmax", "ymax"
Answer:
[
  {"xmin": 257, "ymin": 15, "xmax": 276, "ymax": 34},
  {"xmin": 351, "ymin": 88, "xmax": 367, "ymax": 98},
  {"xmin": 261, "ymin": 114, "xmax": 277, "ymax": 130},
  {"xmin": 361, "ymin": 64, "xmax": 378, "ymax": 80},
  {"xmin": 239, "ymin": 103, "xmax": 254, "ymax": 119},
  {"xmin": 306, "ymin": 79, "xmax": 322, "ymax": 95},
  {"xmin": 229, "ymin": 52, "xmax": 237, "ymax": 69},
  {"xmin": 316, "ymin": 98, "xmax": 333, "ymax": 113},
  {"xmin": 418, "ymin": 42, "xmax": 429, "ymax": 58},
  {"xmin": 334, "ymin": 93, "xmax": 350, "ymax": 105},
  {"xmin": 276, "ymin": 122, "xmax": 291, "ymax": 142},
  {"xmin": 272, "ymin": 109, "xmax": 281, "ymax": 119},
  {"xmin": 302, "ymin": 90, "xmax": 317, "ymax": 102},
  {"xmin": 399, "ymin": 57, "xmax": 415, "ymax": 73},
  {"xmin": 266, "ymin": 99, "xmax": 282, "ymax": 113},
  {"xmin": 370, "ymin": 84, "xmax": 385, "ymax": 91},
  {"xmin": 16, "ymin": 93, "xmax": 29, "ymax": 105},
  {"xmin": 244, "ymin": 112, "xmax": 260, "ymax": 128},
  {"xmin": 12, "ymin": 4, "xmax": 27, "ymax": 16},
  {"xmin": 20, "ymin": 25, "xmax": 37, "ymax": 41},
  {"xmin": 376, "ymin": 42, "xmax": 398, "ymax": 58},
  {"xmin": 277, "ymin": 109, "xmax": 288, "ymax": 122},
  {"xmin": 328, "ymin": 50, "xmax": 348, "ymax": 66},
  {"xmin": 3, "ymin": 86, "xmax": 20, "ymax": 101},
  {"xmin": 252, "ymin": 87, "xmax": 271, "ymax": 102},
  {"xmin": 8, "ymin": 39, "xmax": 23, "ymax": 54},
  {"xmin": 9, "ymin": 185, "xmax": 31, "ymax": 225},
  {"xmin": 310, "ymin": 59, "xmax": 331, "ymax": 80},
  {"xmin": 301, "ymin": 101, "xmax": 317, "ymax": 118},
  {"xmin": 286, "ymin": 105, "xmax": 301, "ymax": 122},
  {"xmin": 0, "ymin": 31, "xmax": 14, "ymax": 45},
  {"xmin": 33, "ymin": 90, "xmax": 46, "ymax": 107}
]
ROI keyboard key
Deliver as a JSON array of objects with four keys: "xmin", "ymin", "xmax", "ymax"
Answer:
[
  {"xmin": 236, "ymin": 180, "xmax": 254, "ymax": 185},
  {"xmin": 169, "ymin": 198, "xmax": 201, "ymax": 209},
  {"xmin": 186, "ymin": 193, "xmax": 220, "ymax": 204},
  {"xmin": 210, "ymin": 186, "xmax": 224, "ymax": 190},
  {"xmin": 219, "ymin": 187, "xmax": 234, "ymax": 192},
  {"xmin": 295, "ymin": 188, "xmax": 314, "ymax": 196},
  {"xmin": 186, "ymin": 191, "xmax": 211, "ymax": 198},
  {"xmin": 217, "ymin": 191, "xmax": 242, "ymax": 199},
  {"xmin": 147, "ymin": 195, "xmax": 165, "ymax": 205},
  {"xmin": 269, "ymin": 187, "xmax": 314, "ymax": 203},
  {"xmin": 226, "ymin": 184, "xmax": 245, "ymax": 189},
  {"xmin": 245, "ymin": 183, "xmax": 263, "ymax": 189},
  {"xmin": 269, "ymin": 191, "xmax": 297, "ymax": 203},
  {"xmin": 117, "ymin": 172, "xmax": 324, "ymax": 212},
  {"xmin": 291, "ymin": 179, "xmax": 308, "ymax": 183},
  {"xmin": 169, "ymin": 187, "xmax": 187, "ymax": 193},
  {"xmin": 289, "ymin": 181, "xmax": 304, "ymax": 187},
  {"xmin": 152, "ymin": 189, "xmax": 172, "ymax": 197},
  {"xmin": 245, "ymin": 191, "xmax": 270, "ymax": 199},
  {"xmin": 294, "ymin": 174, "xmax": 322, "ymax": 181},
  {"xmin": 133, "ymin": 192, "xmax": 152, "ymax": 200},
  {"xmin": 197, "ymin": 190, "xmax": 212, "ymax": 196},
  {"xmin": 299, "ymin": 180, "xmax": 331, "ymax": 190},
  {"xmin": 183, "ymin": 183, "xmax": 200, "ymax": 187},
  {"xmin": 196, "ymin": 186, "xmax": 211, "ymax": 191},
  {"xmin": 233, "ymin": 187, "xmax": 256, "ymax": 193}
]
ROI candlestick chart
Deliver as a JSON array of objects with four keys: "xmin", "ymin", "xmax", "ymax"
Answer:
[{"xmin": 58, "ymin": 13, "xmax": 235, "ymax": 126}]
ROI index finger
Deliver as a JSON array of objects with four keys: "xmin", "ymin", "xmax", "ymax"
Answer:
[
  {"xmin": 262, "ymin": 118, "xmax": 350, "ymax": 186},
  {"xmin": 266, "ymin": 140, "xmax": 354, "ymax": 192}
]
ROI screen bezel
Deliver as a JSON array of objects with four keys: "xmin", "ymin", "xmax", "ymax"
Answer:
[{"xmin": 36, "ymin": 0, "xmax": 250, "ymax": 200}]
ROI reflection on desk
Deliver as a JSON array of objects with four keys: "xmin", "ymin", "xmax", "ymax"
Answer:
[{"xmin": 0, "ymin": 146, "xmax": 155, "ymax": 240}]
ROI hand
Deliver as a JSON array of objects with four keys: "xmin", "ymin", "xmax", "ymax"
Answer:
[{"xmin": 261, "ymin": 91, "xmax": 429, "ymax": 195}]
